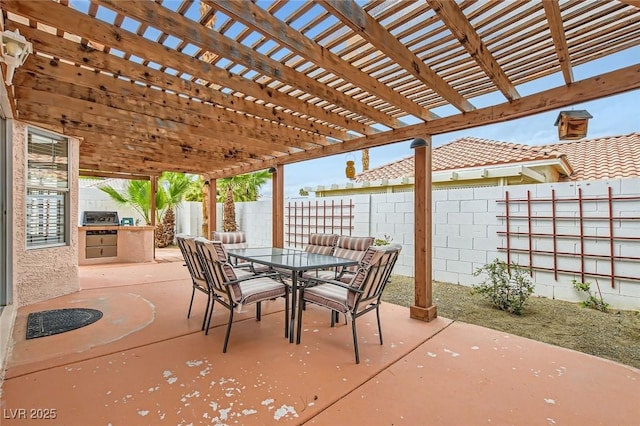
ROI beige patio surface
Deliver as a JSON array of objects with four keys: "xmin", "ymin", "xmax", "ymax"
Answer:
[{"xmin": 2, "ymin": 251, "xmax": 638, "ymax": 425}]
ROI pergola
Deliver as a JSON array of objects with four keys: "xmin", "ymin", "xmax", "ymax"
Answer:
[{"xmin": 2, "ymin": 0, "xmax": 639, "ymax": 321}]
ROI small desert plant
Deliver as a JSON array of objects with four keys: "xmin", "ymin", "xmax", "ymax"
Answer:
[
  {"xmin": 472, "ymin": 259, "xmax": 535, "ymax": 315},
  {"xmin": 374, "ymin": 234, "xmax": 393, "ymax": 246},
  {"xmin": 572, "ymin": 279, "xmax": 609, "ymax": 312}
]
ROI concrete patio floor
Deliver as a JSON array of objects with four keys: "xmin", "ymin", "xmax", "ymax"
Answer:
[{"xmin": 1, "ymin": 249, "xmax": 638, "ymax": 425}]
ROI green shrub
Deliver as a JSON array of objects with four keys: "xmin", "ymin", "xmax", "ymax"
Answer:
[
  {"xmin": 572, "ymin": 279, "xmax": 609, "ymax": 312},
  {"xmin": 472, "ymin": 259, "xmax": 535, "ymax": 315},
  {"xmin": 374, "ymin": 234, "xmax": 393, "ymax": 246}
]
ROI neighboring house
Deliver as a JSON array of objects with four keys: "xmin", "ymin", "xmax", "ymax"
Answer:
[{"xmin": 312, "ymin": 133, "xmax": 640, "ymax": 197}]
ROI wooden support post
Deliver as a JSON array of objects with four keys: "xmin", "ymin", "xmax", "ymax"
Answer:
[
  {"xmin": 150, "ymin": 175, "xmax": 158, "ymax": 259},
  {"xmin": 411, "ymin": 137, "xmax": 438, "ymax": 321},
  {"xmin": 208, "ymin": 178, "xmax": 217, "ymax": 238},
  {"xmin": 271, "ymin": 165, "xmax": 284, "ymax": 248}
]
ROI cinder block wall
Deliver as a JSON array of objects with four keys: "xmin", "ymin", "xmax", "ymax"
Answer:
[{"xmin": 174, "ymin": 178, "xmax": 640, "ymax": 310}]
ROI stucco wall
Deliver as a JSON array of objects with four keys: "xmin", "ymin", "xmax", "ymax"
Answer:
[{"xmin": 12, "ymin": 122, "xmax": 79, "ymax": 306}]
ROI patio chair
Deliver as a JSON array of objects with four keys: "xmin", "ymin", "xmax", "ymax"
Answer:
[
  {"xmin": 304, "ymin": 233, "xmax": 339, "ymax": 255},
  {"xmin": 274, "ymin": 233, "xmax": 340, "ymax": 280},
  {"xmin": 176, "ymin": 234, "xmax": 211, "ymax": 331},
  {"xmin": 195, "ymin": 238, "xmax": 289, "ymax": 353},
  {"xmin": 296, "ymin": 244, "xmax": 401, "ymax": 364},
  {"xmin": 303, "ymin": 235, "xmax": 375, "ymax": 283},
  {"xmin": 211, "ymin": 230, "xmax": 265, "ymax": 272},
  {"xmin": 212, "ymin": 231, "xmax": 248, "ymax": 249}
]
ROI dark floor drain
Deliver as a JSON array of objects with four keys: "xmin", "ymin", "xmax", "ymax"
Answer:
[{"xmin": 26, "ymin": 308, "xmax": 103, "ymax": 339}]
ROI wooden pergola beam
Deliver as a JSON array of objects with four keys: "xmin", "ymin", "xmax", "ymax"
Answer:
[
  {"xmin": 542, "ymin": 0, "xmax": 574, "ymax": 85},
  {"xmin": 206, "ymin": 62, "xmax": 640, "ymax": 177},
  {"xmin": 11, "ymin": 22, "xmax": 352, "ymax": 142},
  {"xmin": 210, "ymin": 0, "xmax": 436, "ymax": 122},
  {"xmin": 79, "ymin": 170, "xmax": 152, "ymax": 180},
  {"xmin": 2, "ymin": 0, "xmax": 375, "ymax": 136},
  {"xmin": 94, "ymin": 0, "xmax": 401, "ymax": 130},
  {"xmin": 21, "ymin": 98, "xmax": 298, "ymax": 164},
  {"xmin": 19, "ymin": 106, "xmax": 278, "ymax": 161},
  {"xmin": 427, "ymin": 0, "xmax": 520, "ymax": 101},
  {"xmin": 16, "ymin": 73, "xmax": 322, "ymax": 153},
  {"xmin": 18, "ymin": 59, "xmax": 329, "ymax": 148},
  {"xmin": 321, "ymin": 0, "xmax": 475, "ymax": 113}
]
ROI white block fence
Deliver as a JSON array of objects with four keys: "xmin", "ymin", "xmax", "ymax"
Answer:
[{"xmin": 81, "ymin": 178, "xmax": 640, "ymax": 310}]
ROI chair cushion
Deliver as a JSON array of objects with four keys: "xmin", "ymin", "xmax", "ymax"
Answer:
[
  {"xmin": 303, "ymin": 284, "xmax": 349, "ymax": 314},
  {"xmin": 305, "ymin": 233, "xmax": 338, "ymax": 255},
  {"xmin": 212, "ymin": 231, "xmax": 248, "ymax": 249},
  {"xmin": 236, "ymin": 276, "xmax": 287, "ymax": 306},
  {"xmin": 333, "ymin": 236, "xmax": 375, "ymax": 272}
]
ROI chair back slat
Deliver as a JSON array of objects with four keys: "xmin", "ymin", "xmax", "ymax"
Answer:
[
  {"xmin": 195, "ymin": 238, "xmax": 229, "ymax": 295},
  {"xmin": 176, "ymin": 234, "xmax": 207, "ymax": 287},
  {"xmin": 305, "ymin": 233, "xmax": 339, "ymax": 255},
  {"xmin": 347, "ymin": 245, "xmax": 401, "ymax": 308},
  {"xmin": 195, "ymin": 238, "xmax": 244, "ymax": 302},
  {"xmin": 333, "ymin": 236, "xmax": 375, "ymax": 272}
]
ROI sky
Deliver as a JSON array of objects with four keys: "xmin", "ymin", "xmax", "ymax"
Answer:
[{"xmin": 278, "ymin": 45, "xmax": 640, "ymax": 198}]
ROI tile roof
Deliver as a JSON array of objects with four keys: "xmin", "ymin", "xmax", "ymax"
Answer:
[
  {"xmin": 354, "ymin": 133, "xmax": 640, "ymax": 183},
  {"xmin": 541, "ymin": 133, "xmax": 640, "ymax": 181}
]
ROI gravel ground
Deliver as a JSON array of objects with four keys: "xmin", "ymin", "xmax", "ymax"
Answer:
[{"xmin": 382, "ymin": 276, "xmax": 640, "ymax": 370}]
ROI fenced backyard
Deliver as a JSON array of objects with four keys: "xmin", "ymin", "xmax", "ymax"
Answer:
[{"xmin": 81, "ymin": 177, "xmax": 640, "ymax": 310}]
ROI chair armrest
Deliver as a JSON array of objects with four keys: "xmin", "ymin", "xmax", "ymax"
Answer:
[
  {"xmin": 225, "ymin": 271, "xmax": 282, "ymax": 286},
  {"xmin": 304, "ymin": 276, "xmax": 364, "ymax": 293}
]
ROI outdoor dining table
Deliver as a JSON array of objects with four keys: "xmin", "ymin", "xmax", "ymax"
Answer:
[{"xmin": 227, "ymin": 247, "xmax": 359, "ymax": 343}]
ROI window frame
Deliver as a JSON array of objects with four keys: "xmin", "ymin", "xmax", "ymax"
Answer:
[{"xmin": 25, "ymin": 127, "xmax": 70, "ymax": 249}]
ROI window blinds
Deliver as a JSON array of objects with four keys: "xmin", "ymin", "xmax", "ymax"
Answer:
[{"xmin": 26, "ymin": 131, "xmax": 69, "ymax": 248}]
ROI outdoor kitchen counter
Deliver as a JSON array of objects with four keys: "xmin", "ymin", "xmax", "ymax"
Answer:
[{"xmin": 78, "ymin": 226, "xmax": 155, "ymax": 265}]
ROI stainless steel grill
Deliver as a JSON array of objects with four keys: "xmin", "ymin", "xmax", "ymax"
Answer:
[{"xmin": 81, "ymin": 211, "xmax": 120, "ymax": 226}]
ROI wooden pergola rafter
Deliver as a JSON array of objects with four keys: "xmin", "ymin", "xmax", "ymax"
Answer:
[
  {"xmin": 1, "ymin": 0, "xmax": 639, "ymax": 321},
  {"xmin": 1, "ymin": 0, "xmax": 637, "ymax": 176}
]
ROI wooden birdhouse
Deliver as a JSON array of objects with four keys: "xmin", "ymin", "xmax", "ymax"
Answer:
[{"xmin": 554, "ymin": 110, "xmax": 593, "ymax": 140}]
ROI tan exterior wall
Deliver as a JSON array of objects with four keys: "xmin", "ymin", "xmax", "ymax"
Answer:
[{"xmin": 11, "ymin": 122, "xmax": 79, "ymax": 306}]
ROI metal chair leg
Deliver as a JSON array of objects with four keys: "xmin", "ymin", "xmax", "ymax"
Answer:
[
  {"xmin": 376, "ymin": 305, "xmax": 383, "ymax": 345},
  {"xmin": 256, "ymin": 302, "xmax": 262, "ymax": 321},
  {"xmin": 223, "ymin": 309, "xmax": 234, "ymax": 353},
  {"xmin": 284, "ymin": 288, "xmax": 290, "ymax": 339},
  {"xmin": 204, "ymin": 297, "xmax": 215, "ymax": 335},
  {"xmin": 296, "ymin": 290, "xmax": 304, "ymax": 344},
  {"xmin": 187, "ymin": 287, "xmax": 196, "ymax": 318},
  {"xmin": 201, "ymin": 295, "xmax": 211, "ymax": 331},
  {"xmin": 352, "ymin": 318, "xmax": 360, "ymax": 364}
]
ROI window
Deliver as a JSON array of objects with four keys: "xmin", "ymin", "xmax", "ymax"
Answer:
[{"xmin": 26, "ymin": 129, "xmax": 69, "ymax": 248}]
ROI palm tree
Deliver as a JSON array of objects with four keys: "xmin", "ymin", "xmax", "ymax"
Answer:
[
  {"xmin": 99, "ymin": 179, "xmax": 155, "ymax": 225},
  {"xmin": 157, "ymin": 172, "xmax": 192, "ymax": 247},
  {"xmin": 99, "ymin": 172, "xmax": 192, "ymax": 247},
  {"xmin": 216, "ymin": 170, "xmax": 271, "ymax": 232}
]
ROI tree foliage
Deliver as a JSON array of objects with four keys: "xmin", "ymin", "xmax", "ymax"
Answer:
[
  {"xmin": 216, "ymin": 171, "xmax": 272, "ymax": 232},
  {"xmin": 99, "ymin": 172, "xmax": 193, "ymax": 246},
  {"xmin": 216, "ymin": 171, "xmax": 271, "ymax": 202}
]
